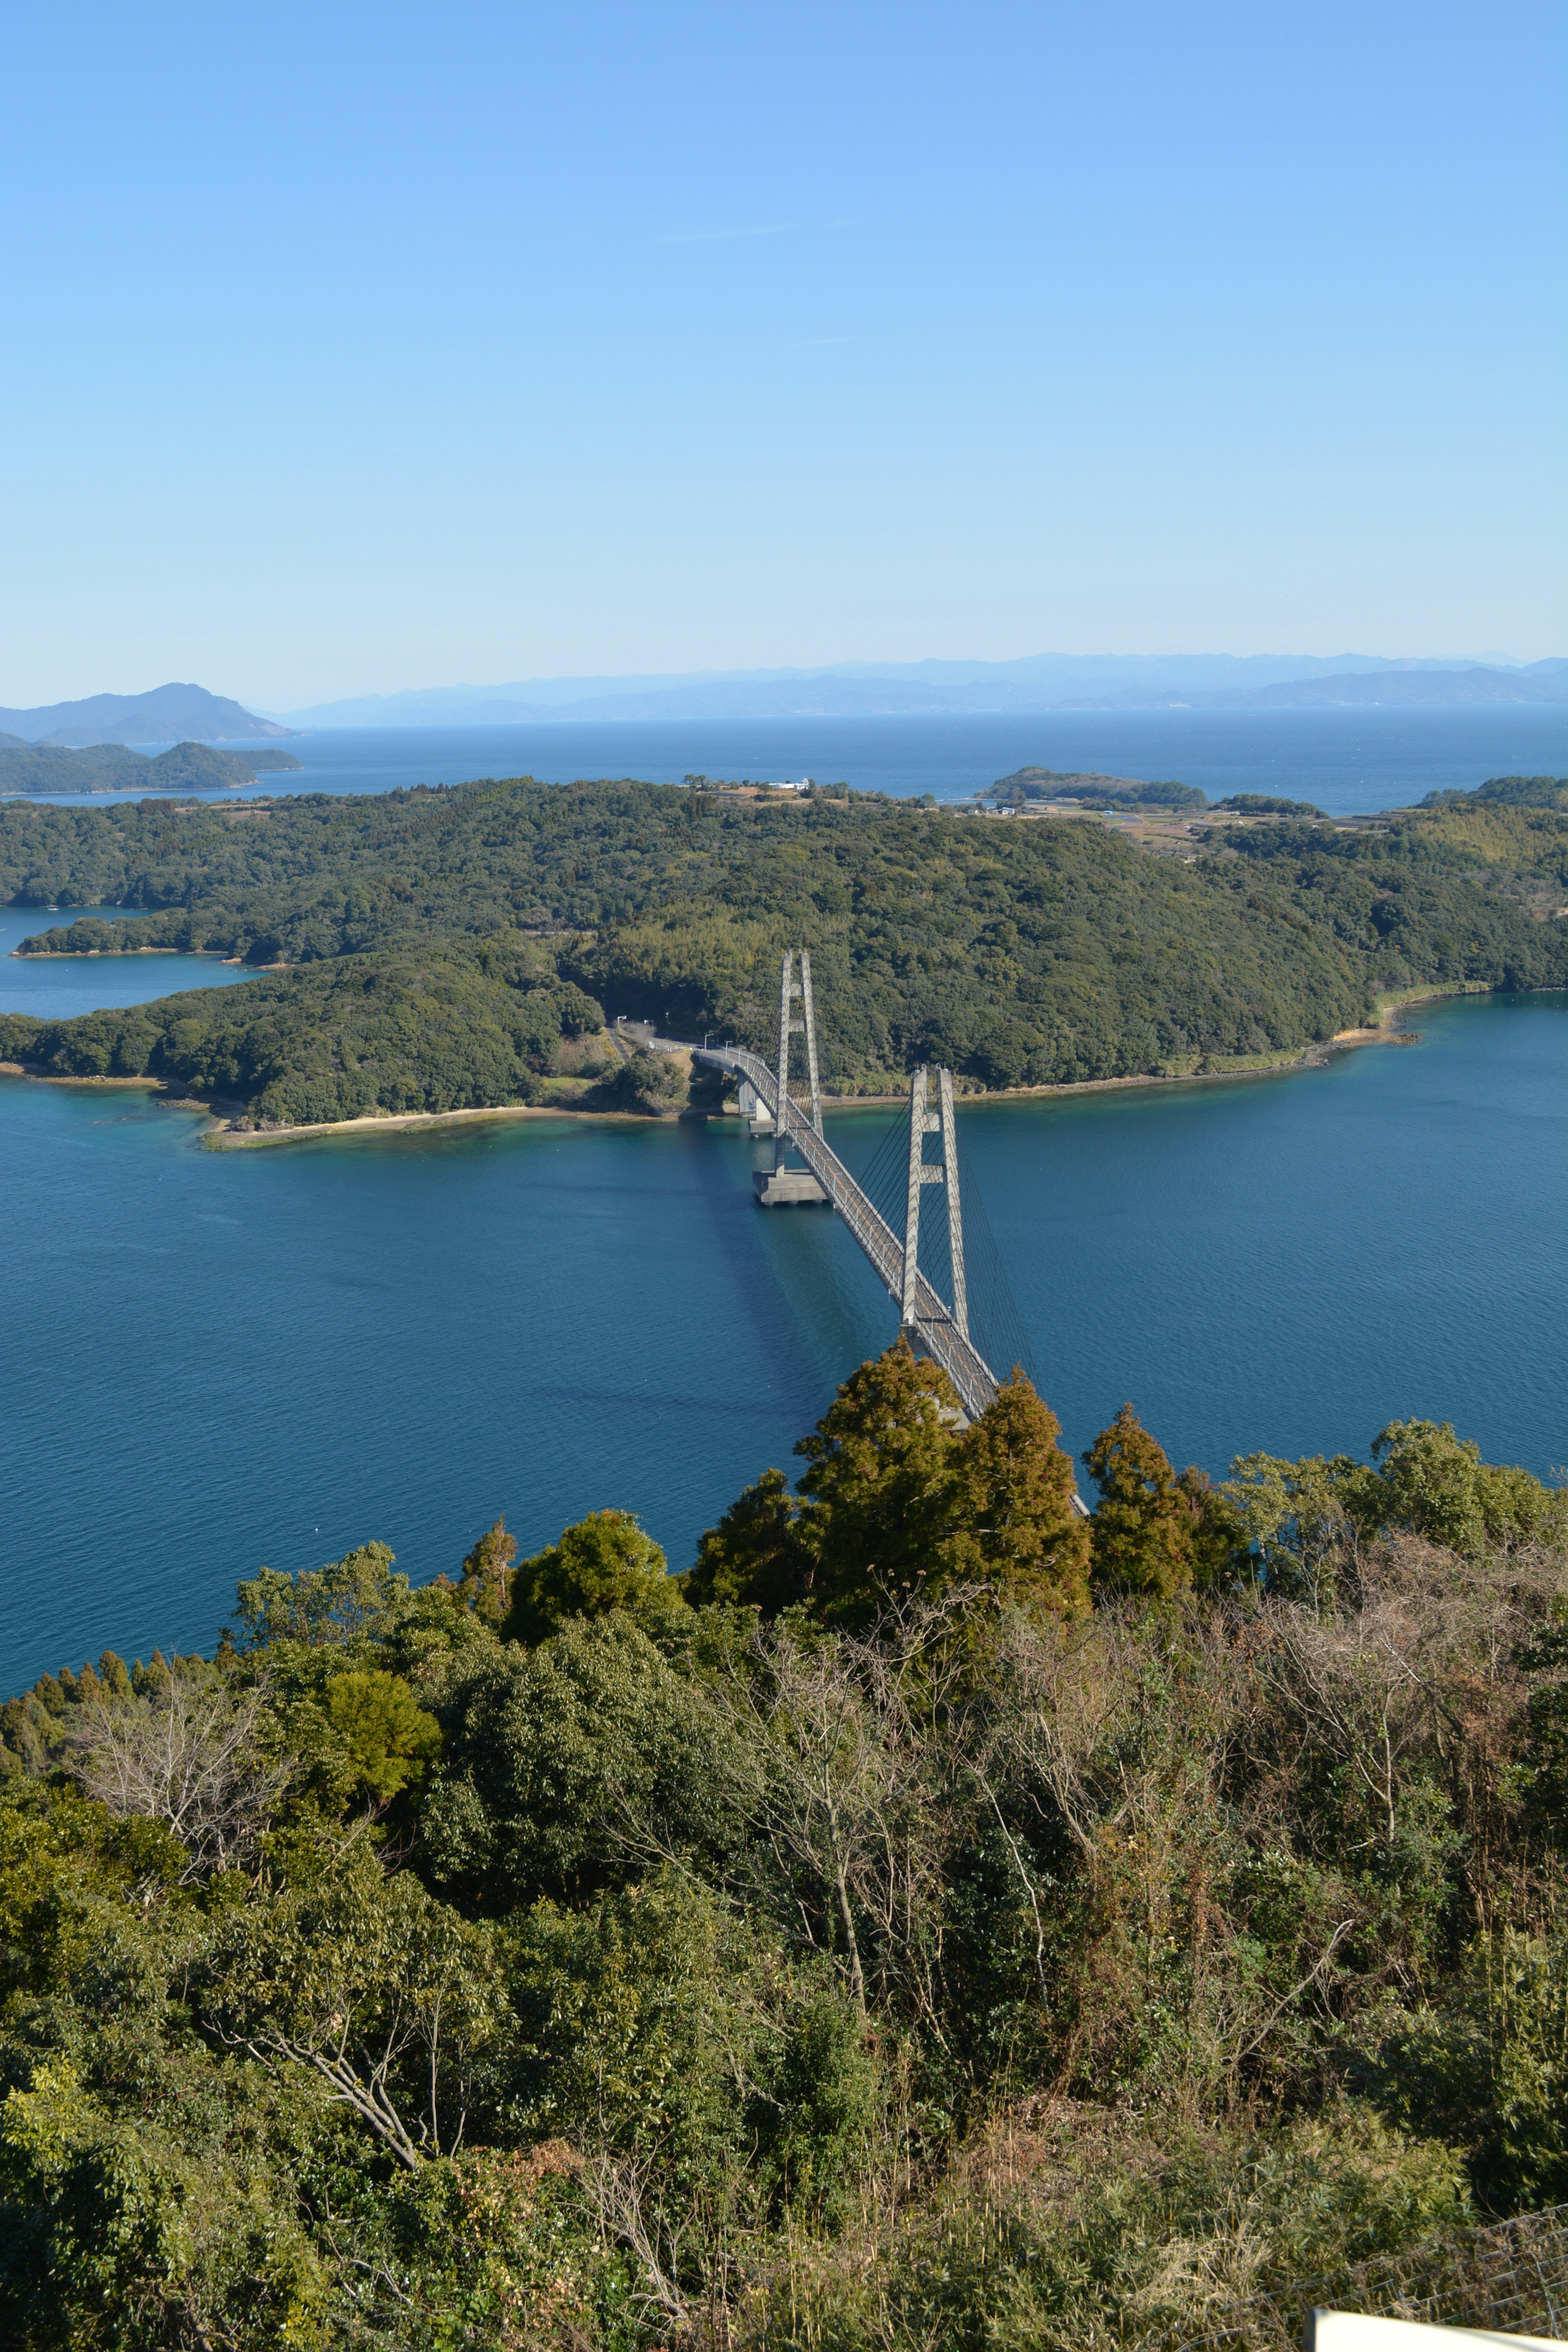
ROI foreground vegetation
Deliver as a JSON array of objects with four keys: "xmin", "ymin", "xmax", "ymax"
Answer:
[
  {"xmin": 0, "ymin": 774, "xmax": 1563, "ymax": 1125},
  {"xmin": 2, "ymin": 1348, "xmax": 1564, "ymax": 2348}
]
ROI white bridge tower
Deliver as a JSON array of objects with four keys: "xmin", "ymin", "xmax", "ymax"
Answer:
[
  {"xmin": 753, "ymin": 950, "xmax": 829, "ymax": 1204},
  {"xmin": 900, "ymin": 1065, "xmax": 968, "ymax": 1348}
]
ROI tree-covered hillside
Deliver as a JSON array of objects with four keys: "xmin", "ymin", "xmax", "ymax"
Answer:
[
  {"xmin": 1420, "ymin": 775, "xmax": 1567, "ymax": 814},
  {"xmin": 0, "ymin": 942, "xmax": 607, "ymax": 1127},
  {"xmin": 0, "ymin": 1352, "xmax": 1564, "ymax": 2348},
  {"xmin": 0, "ymin": 777, "xmax": 1563, "ymax": 1124}
]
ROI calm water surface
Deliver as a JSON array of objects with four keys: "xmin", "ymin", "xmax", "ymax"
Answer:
[
  {"xmin": 2, "ymin": 988, "xmax": 1562, "ymax": 1690},
  {"xmin": 0, "ymin": 906, "xmax": 249, "ymax": 1015}
]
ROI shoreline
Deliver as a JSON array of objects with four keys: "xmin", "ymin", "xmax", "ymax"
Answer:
[{"xmin": 0, "ymin": 981, "xmax": 1538, "ymax": 1148}]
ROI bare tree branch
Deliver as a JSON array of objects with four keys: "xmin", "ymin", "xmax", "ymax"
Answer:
[{"xmin": 66, "ymin": 1671, "xmax": 287, "ymax": 1882}]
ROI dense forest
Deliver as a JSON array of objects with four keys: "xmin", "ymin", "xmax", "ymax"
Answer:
[
  {"xmin": 0, "ymin": 775, "xmax": 1564, "ymax": 1126},
  {"xmin": 0, "ymin": 1349, "xmax": 1564, "ymax": 2348}
]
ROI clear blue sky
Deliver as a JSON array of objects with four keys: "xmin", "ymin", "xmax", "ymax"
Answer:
[{"xmin": 2, "ymin": 0, "xmax": 1562, "ymax": 707}]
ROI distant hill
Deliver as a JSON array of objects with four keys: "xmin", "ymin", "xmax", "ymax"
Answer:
[
  {"xmin": 0, "ymin": 741, "xmax": 303, "ymax": 795},
  {"xmin": 1065, "ymin": 661, "xmax": 1568, "ymax": 711},
  {"xmin": 1419, "ymin": 774, "xmax": 1568, "ymax": 813},
  {"xmin": 1239, "ymin": 663, "xmax": 1568, "ymax": 708},
  {"xmin": 0, "ymin": 683, "xmax": 298, "ymax": 747}
]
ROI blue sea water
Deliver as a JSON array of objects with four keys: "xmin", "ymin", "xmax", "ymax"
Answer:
[
  {"xmin": 7, "ymin": 704, "xmax": 1566, "ymax": 817},
  {"xmin": 1, "ymin": 982, "xmax": 1562, "ymax": 1692},
  {"xmin": 0, "ymin": 906, "xmax": 250, "ymax": 1015},
  {"xmin": 2, "ymin": 710, "xmax": 1564, "ymax": 1688}
]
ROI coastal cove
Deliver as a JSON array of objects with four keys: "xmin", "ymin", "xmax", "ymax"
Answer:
[
  {"xmin": 0, "ymin": 904, "xmax": 252, "ymax": 1015},
  {"xmin": 192, "ymin": 993, "xmax": 1429, "ymax": 1148},
  {"xmin": 0, "ymin": 960, "xmax": 1469, "ymax": 1146},
  {"xmin": 0, "ymin": 984, "xmax": 1561, "ymax": 1691}
]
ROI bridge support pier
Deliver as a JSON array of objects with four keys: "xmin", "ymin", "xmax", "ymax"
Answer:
[
  {"xmin": 737, "ymin": 1077, "xmax": 775, "ymax": 1136},
  {"xmin": 753, "ymin": 1166, "xmax": 828, "ymax": 1205}
]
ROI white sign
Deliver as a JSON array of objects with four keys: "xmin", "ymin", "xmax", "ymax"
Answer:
[{"xmin": 1310, "ymin": 2311, "xmax": 1562, "ymax": 2348}]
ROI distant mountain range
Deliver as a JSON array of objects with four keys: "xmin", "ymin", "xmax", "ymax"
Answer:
[
  {"xmin": 3, "ymin": 662, "xmax": 1561, "ymax": 746},
  {"xmin": 277, "ymin": 654, "xmax": 1566, "ymax": 726},
  {"xmin": 1086, "ymin": 663, "xmax": 1568, "ymax": 711},
  {"xmin": 0, "ymin": 683, "xmax": 296, "ymax": 747}
]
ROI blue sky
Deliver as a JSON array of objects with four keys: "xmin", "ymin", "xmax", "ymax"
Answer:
[{"xmin": 2, "ymin": 0, "xmax": 1562, "ymax": 706}]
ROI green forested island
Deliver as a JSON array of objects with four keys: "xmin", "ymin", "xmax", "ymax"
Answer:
[
  {"xmin": 0, "ymin": 775, "xmax": 1564, "ymax": 1127},
  {"xmin": 1, "ymin": 1351, "xmax": 1564, "ymax": 2346},
  {"xmin": 976, "ymin": 767, "xmax": 1208, "ymax": 807},
  {"xmin": 0, "ymin": 739, "xmax": 303, "ymax": 795}
]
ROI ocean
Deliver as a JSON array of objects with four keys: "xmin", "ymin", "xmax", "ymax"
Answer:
[
  {"xmin": 0, "ymin": 984, "xmax": 1561, "ymax": 1691},
  {"xmin": 6, "ymin": 704, "xmax": 1566, "ymax": 817},
  {"xmin": 2, "ymin": 707, "xmax": 1564, "ymax": 1692}
]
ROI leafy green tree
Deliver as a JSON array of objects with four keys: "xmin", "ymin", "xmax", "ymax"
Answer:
[
  {"xmin": 419, "ymin": 1616, "xmax": 742, "ymax": 1909},
  {"xmin": 96, "ymin": 1650, "xmax": 131, "ymax": 1699},
  {"xmin": 504, "ymin": 1871, "xmax": 878, "ymax": 2231},
  {"xmin": 794, "ymin": 1339, "xmax": 961, "ymax": 1625},
  {"xmin": 456, "ymin": 1516, "xmax": 518, "ymax": 1624},
  {"xmin": 1083, "ymin": 1403, "xmax": 1195, "ymax": 1599},
  {"xmin": 0, "ymin": 2049, "xmax": 330, "ymax": 2350},
  {"xmin": 941, "ymin": 1371, "xmax": 1091, "ymax": 1615},
  {"xmin": 1365, "ymin": 1420, "xmax": 1566, "ymax": 1556},
  {"xmin": 232, "ymin": 1540, "xmax": 406, "ymax": 1652},
  {"xmin": 506, "ymin": 1871, "xmax": 766, "ymax": 2172},
  {"xmin": 1367, "ymin": 1927, "xmax": 1568, "ymax": 2212},
  {"xmin": 200, "ymin": 1859, "xmax": 501, "ymax": 2169},
  {"xmin": 604, "ymin": 1049, "xmax": 687, "ymax": 1114},
  {"xmin": 323, "ymin": 1669, "xmax": 441, "ymax": 1804},
  {"xmin": 502, "ymin": 1510, "xmax": 688, "ymax": 1648},
  {"xmin": 1222, "ymin": 1448, "xmax": 1372, "ymax": 1597},
  {"xmin": 1224, "ymin": 1427, "xmax": 1566, "ymax": 1592}
]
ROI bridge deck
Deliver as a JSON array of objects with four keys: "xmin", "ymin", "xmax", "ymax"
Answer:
[{"xmin": 694, "ymin": 1046, "xmax": 1002, "ymax": 1420}]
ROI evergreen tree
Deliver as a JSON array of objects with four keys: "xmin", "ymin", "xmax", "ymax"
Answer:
[
  {"xmin": 684, "ymin": 1467, "xmax": 817, "ymax": 1613},
  {"xmin": 323, "ymin": 1669, "xmax": 441, "ymax": 1804},
  {"xmin": 794, "ymin": 1338, "xmax": 961, "ymax": 1625},
  {"xmin": 1083, "ymin": 1403, "xmax": 1194, "ymax": 1599},
  {"xmin": 1176, "ymin": 1464, "xmax": 1248, "ymax": 1588},
  {"xmin": 943, "ymin": 1370, "xmax": 1092, "ymax": 1614}
]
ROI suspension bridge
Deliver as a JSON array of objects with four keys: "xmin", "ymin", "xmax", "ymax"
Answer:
[{"xmin": 691, "ymin": 949, "xmax": 1078, "ymax": 1499}]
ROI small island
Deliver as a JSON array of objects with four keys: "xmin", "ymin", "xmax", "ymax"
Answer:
[
  {"xmin": 975, "ymin": 766, "xmax": 1208, "ymax": 809},
  {"xmin": 0, "ymin": 740, "xmax": 303, "ymax": 795}
]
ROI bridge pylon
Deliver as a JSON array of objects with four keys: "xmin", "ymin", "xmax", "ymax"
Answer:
[
  {"xmin": 693, "ymin": 1017, "xmax": 1091, "ymax": 1508},
  {"xmin": 754, "ymin": 948, "xmax": 829, "ymax": 1204},
  {"xmin": 900, "ymin": 1065, "xmax": 969, "ymax": 1350}
]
